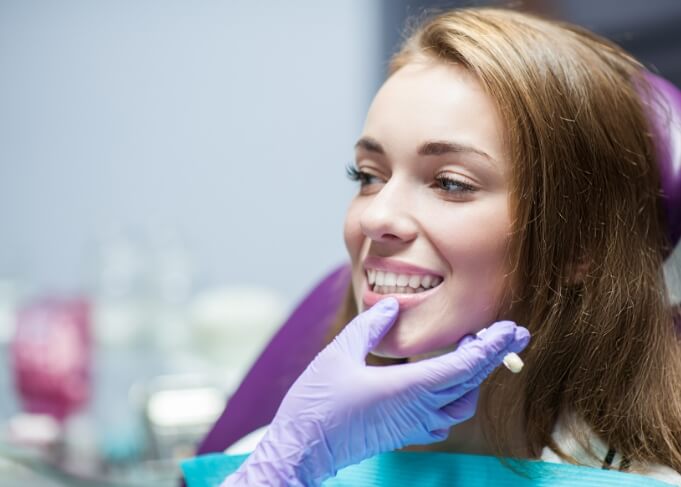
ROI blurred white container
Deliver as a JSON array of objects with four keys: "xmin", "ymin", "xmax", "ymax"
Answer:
[
  {"xmin": 189, "ymin": 286, "xmax": 287, "ymax": 379},
  {"xmin": 0, "ymin": 279, "xmax": 18, "ymax": 344}
]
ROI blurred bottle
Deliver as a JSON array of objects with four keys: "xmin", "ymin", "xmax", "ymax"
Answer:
[
  {"xmin": 0, "ymin": 278, "xmax": 18, "ymax": 345},
  {"xmin": 92, "ymin": 227, "xmax": 147, "ymax": 347},
  {"xmin": 0, "ymin": 276, "xmax": 21, "ymax": 419},
  {"xmin": 147, "ymin": 227, "xmax": 194, "ymax": 353},
  {"xmin": 87, "ymin": 226, "xmax": 150, "ymax": 470}
]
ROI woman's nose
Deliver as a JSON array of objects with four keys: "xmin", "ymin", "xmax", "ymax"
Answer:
[{"xmin": 359, "ymin": 179, "xmax": 418, "ymax": 244}]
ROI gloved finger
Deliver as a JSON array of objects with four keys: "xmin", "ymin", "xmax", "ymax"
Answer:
[
  {"xmin": 425, "ymin": 407, "xmax": 467, "ymax": 432},
  {"xmin": 431, "ymin": 368, "xmax": 487, "ymax": 406},
  {"xmin": 433, "ymin": 325, "xmax": 530, "ymax": 393},
  {"xmin": 401, "ymin": 321, "xmax": 530, "ymax": 390},
  {"xmin": 431, "ymin": 332, "xmax": 527, "ymax": 401},
  {"xmin": 410, "ymin": 413, "xmax": 453, "ymax": 444},
  {"xmin": 332, "ymin": 297, "xmax": 399, "ymax": 361},
  {"xmin": 441, "ymin": 387, "xmax": 480, "ymax": 423},
  {"xmin": 474, "ymin": 324, "xmax": 532, "ymax": 355},
  {"xmin": 400, "ymin": 321, "xmax": 519, "ymax": 388},
  {"xmin": 457, "ymin": 334, "xmax": 476, "ymax": 348},
  {"xmin": 429, "ymin": 428, "xmax": 450, "ymax": 442},
  {"xmin": 420, "ymin": 389, "xmax": 480, "ymax": 436}
]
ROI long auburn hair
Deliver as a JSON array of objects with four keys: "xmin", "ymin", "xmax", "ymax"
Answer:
[{"xmin": 328, "ymin": 7, "xmax": 681, "ymax": 472}]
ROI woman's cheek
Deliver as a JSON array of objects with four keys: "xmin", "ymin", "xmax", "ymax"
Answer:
[{"xmin": 343, "ymin": 200, "xmax": 363, "ymax": 259}]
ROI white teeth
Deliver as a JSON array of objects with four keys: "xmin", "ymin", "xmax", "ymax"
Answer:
[
  {"xmin": 367, "ymin": 269, "xmax": 443, "ymax": 294},
  {"xmin": 368, "ymin": 269, "xmax": 376, "ymax": 285},
  {"xmin": 375, "ymin": 271, "xmax": 385, "ymax": 286},
  {"xmin": 373, "ymin": 284, "xmax": 426, "ymax": 295}
]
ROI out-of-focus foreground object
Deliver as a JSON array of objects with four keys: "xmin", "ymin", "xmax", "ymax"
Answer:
[
  {"xmin": 644, "ymin": 73, "xmax": 681, "ymax": 253},
  {"xmin": 196, "ymin": 264, "xmax": 351, "ymax": 456},
  {"xmin": 10, "ymin": 298, "xmax": 91, "ymax": 423}
]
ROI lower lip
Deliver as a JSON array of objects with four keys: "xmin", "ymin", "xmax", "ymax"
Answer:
[{"xmin": 362, "ymin": 283, "xmax": 442, "ymax": 310}]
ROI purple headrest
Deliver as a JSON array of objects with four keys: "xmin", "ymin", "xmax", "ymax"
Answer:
[{"xmin": 644, "ymin": 73, "xmax": 681, "ymax": 255}]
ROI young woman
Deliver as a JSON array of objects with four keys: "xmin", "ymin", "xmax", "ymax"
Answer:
[{"xmin": 220, "ymin": 8, "xmax": 681, "ymax": 486}]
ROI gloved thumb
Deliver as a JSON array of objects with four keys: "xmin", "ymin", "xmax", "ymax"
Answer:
[{"xmin": 332, "ymin": 298, "xmax": 399, "ymax": 361}]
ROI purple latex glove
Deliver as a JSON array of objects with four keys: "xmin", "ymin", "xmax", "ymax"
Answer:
[{"xmin": 221, "ymin": 297, "xmax": 530, "ymax": 487}]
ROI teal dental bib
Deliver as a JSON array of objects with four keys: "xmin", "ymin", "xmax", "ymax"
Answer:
[{"xmin": 181, "ymin": 451, "xmax": 674, "ymax": 486}]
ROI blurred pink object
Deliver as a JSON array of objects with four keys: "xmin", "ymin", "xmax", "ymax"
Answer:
[{"xmin": 10, "ymin": 298, "xmax": 91, "ymax": 422}]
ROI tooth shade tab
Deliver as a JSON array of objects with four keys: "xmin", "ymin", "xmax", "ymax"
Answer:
[{"xmin": 503, "ymin": 352, "xmax": 524, "ymax": 374}]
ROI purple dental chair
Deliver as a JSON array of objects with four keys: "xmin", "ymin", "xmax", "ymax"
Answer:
[
  {"xmin": 195, "ymin": 73, "xmax": 681, "ymax": 458},
  {"xmin": 648, "ymin": 74, "xmax": 681, "ymax": 249}
]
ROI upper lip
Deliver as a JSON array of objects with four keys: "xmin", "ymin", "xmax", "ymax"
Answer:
[{"xmin": 362, "ymin": 256, "xmax": 442, "ymax": 277}]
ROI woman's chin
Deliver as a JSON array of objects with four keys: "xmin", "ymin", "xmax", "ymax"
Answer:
[
  {"xmin": 369, "ymin": 326, "xmax": 434, "ymax": 359},
  {"xmin": 367, "ymin": 325, "xmax": 409, "ymax": 358},
  {"xmin": 369, "ymin": 322, "xmax": 460, "ymax": 360}
]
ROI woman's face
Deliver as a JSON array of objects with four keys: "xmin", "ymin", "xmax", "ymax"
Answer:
[{"xmin": 344, "ymin": 61, "xmax": 512, "ymax": 358}]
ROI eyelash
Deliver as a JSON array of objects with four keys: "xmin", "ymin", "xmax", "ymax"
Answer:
[
  {"xmin": 434, "ymin": 174, "xmax": 477, "ymax": 194},
  {"xmin": 346, "ymin": 164, "xmax": 477, "ymax": 196},
  {"xmin": 346, "ymin": 165, "xmax": 381, "ymax": 186}
]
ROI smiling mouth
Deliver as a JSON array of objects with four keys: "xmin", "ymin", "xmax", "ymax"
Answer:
[{"xmin": 367, "ymin": 269, "xmax": 443, "ymax": 295}]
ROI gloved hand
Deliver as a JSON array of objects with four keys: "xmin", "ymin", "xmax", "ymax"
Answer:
[{"xmin": 221, "ymin": 297, "xmax": 530, "ymax": 487}]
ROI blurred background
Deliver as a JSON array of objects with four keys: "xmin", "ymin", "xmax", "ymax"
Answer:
[{"xmin": 0, "ymin": 0, "xmax": 679, "ymax": 485}]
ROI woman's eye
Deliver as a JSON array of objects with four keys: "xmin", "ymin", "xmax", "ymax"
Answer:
[
  {"xmin": 346, "ymin": 165, "xmax": 383, "ymax": 187},
  {"xmin": 435, "ymin": 175, "xmax": 477, "ymax": 194}
]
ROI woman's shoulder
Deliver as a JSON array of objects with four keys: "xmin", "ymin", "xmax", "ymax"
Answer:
[{"xmin": 541, "ymin": 416, "xmax": 681, "ymax": 486}]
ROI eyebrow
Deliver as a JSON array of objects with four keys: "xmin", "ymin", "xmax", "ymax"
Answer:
[
  {"xmin": 354, "ymin": 137, "xmax": 385, "ymax": 154},
  {"xmin": 354, "ymin": 136, "xmax": 493, "ymax": 161}
]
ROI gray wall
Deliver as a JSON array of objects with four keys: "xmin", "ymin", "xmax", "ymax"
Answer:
[
  {"xmin": 1, "ymin": 1, "xmax": 678, "ymax": 308},
  {"xmin": 0, "ymin": 1, "xmax": 382, "ymax": 304}
]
